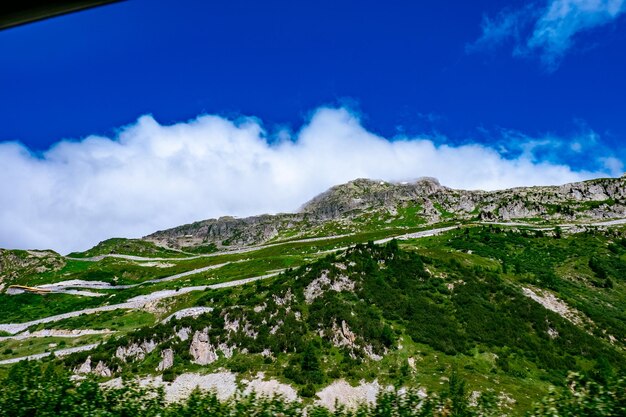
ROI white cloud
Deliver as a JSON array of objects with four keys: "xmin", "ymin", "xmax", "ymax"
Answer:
[
  {"xmin": 469, "ymin": 0, "xmax": 626, "ymax": 70},
  {"xmin": 601, "ymin": 156, "xmax": 624, "ymax": 175},
  {"xmin": 0, "ymin": 107, "xmax": 615, "ymax": 253},
  {"xmin": 466, "ymin": 4, "xmax": 539, "ymax": 54},
  {"xmin": 493, "ymin": 124, "xmax": 608, "ymax": 164},
  {"xmin": 529, "ymin": 0, "xmax": 626, "ymax": 68}
]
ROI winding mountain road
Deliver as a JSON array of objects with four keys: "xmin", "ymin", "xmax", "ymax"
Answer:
[
  {"xmin": 2, "ymin": 218, "xmax": 624, "ymax": 363},
  {"xmin": 0, "ymin": 272, "xmax": 283, "ymax": 335},
  {"xmin": 34, "ymin": 262, "xmax": 233, "ymax": 293},
  {"xmin": 0, "ymin": 343, "xmax": 100, "ymax": 365}
]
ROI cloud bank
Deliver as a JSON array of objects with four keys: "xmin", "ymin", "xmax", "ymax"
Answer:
[
  {"xmin": 468, "ymin": 0, "xmax": 626, "ymax": 70},
  {"xmin": 0, "ymin": 107, "xmax": 618, "ymax": 253}
]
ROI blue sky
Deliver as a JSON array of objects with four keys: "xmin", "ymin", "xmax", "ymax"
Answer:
[{"xmin": 1, "ymin": 0, "xmax": 625, "ymax": 252}]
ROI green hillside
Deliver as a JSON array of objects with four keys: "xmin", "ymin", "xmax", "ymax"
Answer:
[{"xmin": 2, "ymin": 178, "xmax": 626, "ymax": 415}]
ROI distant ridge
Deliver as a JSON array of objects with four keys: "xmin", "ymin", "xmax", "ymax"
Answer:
[{"xmin": 145, "ymin": 175, "xmax": 626, "ymax": 250}]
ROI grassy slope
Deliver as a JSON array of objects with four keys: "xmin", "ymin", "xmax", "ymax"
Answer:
[
  {"xmin": 67, "ymin": 238, "xmax": 188, "ymax": 259},
  {"xmin": 2, "ymin": 223, "xmax": 626, "ymax": 415},
  {"xmin": 36, "ymin": 230, "xmax": 623, "ymax": 415}
]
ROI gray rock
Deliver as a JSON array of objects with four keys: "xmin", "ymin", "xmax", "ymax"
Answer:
[
  {"xmin": 157, "ymin": 348, "xmax": 174, "ymax": 371},
  {"xmin": 189, "ymin": 328, "xmax": 218, "ymax": 365},
  {"xmin": 143, "ymin": 176, "xmax": 626, "ymax": 250},
  {"xmin": 115, "ymin": 340, "xmax": 156, "ymax": 362}
]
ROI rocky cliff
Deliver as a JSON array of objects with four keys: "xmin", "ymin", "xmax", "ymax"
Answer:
[{"xmin": 145, "ymin": 175, "xmax": 626, "ymax": 249}]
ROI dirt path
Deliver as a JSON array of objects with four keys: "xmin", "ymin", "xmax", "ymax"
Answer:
[
  {"xmin": 375, "ymin": 225, "xmax": 460, "ymax": 243},
  {"xmin": 162, "ymin": 307, "xmax": 214, "ymax": 323},
  {"xmin": 0, "ymin": 272, "xmax": 283, "ymax": 335},
  {"xmin": 67, "ymin": 218, "xmax": 626, "ymax": 263},
  {"xmin": 0, "ymin": 329, "xmax": 114, "ymax": 341},
  {"xmin": 480, "ymin": 218, "xmax": 626, "ymax": 229},
  {"xmin": 66, "ymin": 233, "xmax": 356, "ymax": 262},
  {"xmin": 0, "ymin": 343, "xmax": 100, "ymax": 365},
  {"xmin": 32, "ymin": 262, "xmax": 232, "ymax": 292}
]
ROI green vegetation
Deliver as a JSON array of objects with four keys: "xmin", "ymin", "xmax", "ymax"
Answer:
[
  {"xmin": 0, "ymin": 334, "xmax": 104, "ymax": 362},
  {"xmin": 27, "ymin": 309, "xmax": 156, "ymax": 333},
  {"xmin": 67, "ymin": 237, "xmax": 186, "ymax": 258},
  {"xmin": 1, "ymin": 361, "xmax": 624, "ymax": 416},
  {"xmin": 428, "ymin": 226, "xmax": 626, "ymax": 342},
  {"xmin": 2, "ymin": 219, "xmax": 626, "ymax": 415},
  {"xmin": 0, "ymin": 293, "xmax": 103, "ymax": 324},
  {"xmin": 31, "ymin": 235, "xmax": 621, "ymax": 415},
  {"xmin": 181, "ymin": 243, "xmax": 218, "ymax": 254}
]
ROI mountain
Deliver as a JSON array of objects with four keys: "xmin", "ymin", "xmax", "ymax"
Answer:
[
  {"xmin": 144, "ymin": 175, "xmax": 626, "ymax": 250},
  {"xmin": 1, "ymin": 176, "xmax": 626, "ymax": 415}
]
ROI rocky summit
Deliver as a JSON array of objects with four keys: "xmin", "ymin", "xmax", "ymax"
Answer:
[
  {"xmin": 1, "ymin": 176, "xmax": 626, "ymax": 416},
  {"xmin": 145, "ymin": 175, "xmax": 626, "ymax": 250}
]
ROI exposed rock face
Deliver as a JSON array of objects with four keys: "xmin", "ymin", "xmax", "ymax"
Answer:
[
  {"xmin": 331, "ymin": 320, "xmax": 357, "ymax": 349},
  {"xmin": 363, "ymin": 344, "xmax": 383, "ymax": 361},
  {"xmin": 177, "ymin": 327, "xmax": 191, "ymax": 341},
  {"xmin": 223, "ymin": 315, "xmax": 240, "ymax": 332},
  {"xmin": 242, "ymin": 322, "xmax": 258, "ymax": 339},
  {"xmin": 103, "ymin": 372, "xmax": 239, "ymax": 403},
  {"xmin": 115, "ymin": 340, "xmax": 157, "ymax": 362},
  {"xmin": 218, "ymin": 343, "xmax": 234, "ymax": 358},
  {"xmin": 157, "ymin": 348, "xmax": 174, "ymax": 371},
  {"xmin": 326, "ymin": 318, "xmax": 384, "ymax": 360},
  {"xmin": 145, "ymin": 214, "xmax": 296, "ymax": 249},
  {"xmin": 522, "ymin": 287, "xmax": 586, "ymax": 326},
  {"xmin": 144, "ymin": 176, "xmax": 626, "ymax": 250},
  {"xmin": 242, "ymin": 372, "xmax": 299, "ymax": 402},
  {"xmin": 94, "ymin": 360, "xmax": 113, "ymax": 377},
  {"xmin": 189, "ymin": 328, "xmax": 218, "ymax": 365},
  {"xmin": 163, "ymin": 307, "xmax": 213, "ymax": 323},
  {"xmin": 76, "ymin": 356, "xmax": 92, "ymax": 374},
  {"xmin": 547, "ymin": 327, "xmax": 559, "ymax": 339},
  {"xmin": 272, "ymin": 288, "xmax": 294, "ymax": 306},
  {"xmin": 75, "ymin": 356, "xmax": 112, "ymax": 377},
  {"xmin": 302, "ymin": 177, "xmax": 444, "ymax": 220},
  {"xmin": 304, "ymin": 271, "xmax": 354, "ymax": 304},
  {"xmin": 315, "ymin": 379, "xmax": 383, "ymax": 411}
]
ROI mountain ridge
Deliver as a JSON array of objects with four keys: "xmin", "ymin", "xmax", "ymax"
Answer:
[
  {"xmin": 2, "ymin": 175, "xmax": 626, "ymax": 415},
  {"xmin": 144, "ymin": 175, "xmax": 626, "ymax": 250}
]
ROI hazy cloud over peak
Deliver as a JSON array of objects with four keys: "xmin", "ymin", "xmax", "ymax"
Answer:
[{"xmin": 0, "ymin": 108, "xmax": 617, "ymax": 253}]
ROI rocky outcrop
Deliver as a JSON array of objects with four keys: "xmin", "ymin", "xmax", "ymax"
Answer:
[
  {"xmin": 218, "ymin": 343, "xmax": 234, "ymax": 358},
  {"xmin": 176, "ymin": 327, "xmax": 191, "ymax": 341},
  {"xmin": 115, "ymin": 340, "xmax": 157, "ymax": 362},
  {"xmin": 302, "ymin": 177, "xmax": 443, "ymax": 220},
  {"xmin": 103, "ymin": 372, "xmax": 239, "ymax": 403},
  {"xmin": 304, "ymin": 271, "xmax": 354, "ymax": 304},
  {"xmin": 326, "ymin": 319, "xmax": 383, "ymax": 360},
  {"xmin": 223, "ymin": 314, "xmax": 240, "ymax": 333},
  {"xmin": 75, "ymin": 356, "xmax": 112, "ymax": 377},
  {"xmin": 143, "ymin": 176, "xmax": 626, "ymax": 251},
  {"xmin": 76, "ymin": 356, "xmax": 92, "ymax": 374},
  {"xmin": 157, "ymin": 348, "xmax": 174, "ymax": 371},
  {"xmin": 272, "ymin": 288, "xmax": 294, "ymax": 306},
  {"xmin": 331, "ymin": 320, "xmax": 357, "ymax": 349},
  {"xmin": 94, "ymin": 360, "xmax": 113, "ymax": 377},
  {"xmin": 104, "ymin": 372, "xmax": 427, "ymax": 408},
  {"xmin": 521, "ymin": 287, "xmax": 587, "ymax": 327},
  {"xmin": 163, "ymin": 307, "xmax": 213, "ymax": 323},
  {"xmin": 189, "ymin": 328, "xmax": 218, "ymax": 365},
  {"xmin": 145, "ymin": 214, "xmax": 298, "ymax": 249},
  {"xmin": 242, "ymin": 372, "xmax": 299, "ymax": 402},
  {"xmin": 363, "ymin": 344, "xmax": 383, "ymax": 361},
  {"xmin": 315, "ymin": 379, "xmax": 383, "ymax": 411}
]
